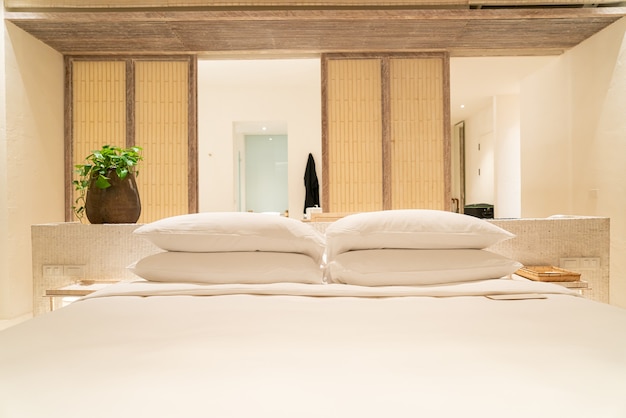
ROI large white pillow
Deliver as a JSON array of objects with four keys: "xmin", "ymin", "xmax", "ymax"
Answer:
[
  {"xmin": 134, "ymin": 212, "xmax": 325, "ymax": 263},
  {"xmin": 129, "ymin": 251, "xmax": 324, "ymax": 284},
  {"xmin": 326, "ymin": 249, "xmax": 522, "ymax": 286},
  {"xmin": 325, "ymin": 209, "xmax": 514, "ymax": 258}
]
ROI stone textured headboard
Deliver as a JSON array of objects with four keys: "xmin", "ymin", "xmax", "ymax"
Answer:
[
  {"xmin": 31, "ymin": 223, "xmax": 161, "ymax": 316},
  {"xmin": 487, "ymin": 217, "xmax": 609, "ymax": 303},
  {"xmin": 32, "ymin": 216, "xmax": 609, "ymax": 316}
]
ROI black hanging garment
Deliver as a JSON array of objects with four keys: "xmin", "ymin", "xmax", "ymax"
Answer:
[{"xmin": 303, "ymin": 153, "xmax": 320, "ymax": 213}]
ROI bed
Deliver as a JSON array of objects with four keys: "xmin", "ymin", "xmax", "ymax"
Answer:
[{"xmin": 2, "ymin": 210, "xmax": 626, "ymax": 418}]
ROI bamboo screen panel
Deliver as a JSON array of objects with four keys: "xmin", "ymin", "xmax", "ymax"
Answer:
[
  {"xmin": 389, "ymin": 57, "xmax": 445, "ymax": 210},
  {"xmin": 135, "ymin": 60, "xmax": 189, "ymax": 223},
  {"xmin": 326, "ymin": 59, "xmax": 383, "ymax": 213},
  {"xmin": 71, "ymin": 60, "xmax": 127, "ymax": 220}
]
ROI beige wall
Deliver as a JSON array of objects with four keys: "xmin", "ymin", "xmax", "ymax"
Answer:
[
  {"xmin": 520, "ymin": 54, "xmax": 572, "ymax": 217},
  {"xmin": 493, "ymin": 94, "xmax": 521, "ymax": 219},
  {"xmin": 197, "ymin": 59, "xmax": 322, "ymax": 218},
  {"xmin": 1, "ymin": 7, "xmax": 8, "ymax": 321},
  {"xmin": 1, "ymin": 20, "xmax": 64, "ymax": 320},
  {"xmin": 519, "ymin": 16, "xmax": 626, "ymax": 306},
  {"xmin": 568, "ymin": 17, "xmax": 626, "ymax": 308}
]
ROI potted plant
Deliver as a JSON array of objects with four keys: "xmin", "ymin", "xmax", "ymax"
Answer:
[{"xmin": 73, "ymin": 144, "xmax": 143, "ymax": 224}]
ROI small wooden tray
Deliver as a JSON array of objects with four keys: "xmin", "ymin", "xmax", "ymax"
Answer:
[{"xmin": 516, "ymin": 266, "xmax": 581, "ymax": 282}]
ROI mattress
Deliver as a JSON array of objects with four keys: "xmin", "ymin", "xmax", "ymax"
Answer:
[{"xmin": 2, "ymin": 277, "xmax": 626, "ymax": 418}]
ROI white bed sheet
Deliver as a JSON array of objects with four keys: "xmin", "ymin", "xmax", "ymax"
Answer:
[{"xmin": 1, "ymin": 278, "xmax": 626, "ymax": 418}]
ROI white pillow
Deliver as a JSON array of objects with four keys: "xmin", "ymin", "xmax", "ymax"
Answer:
[
  {"xmin": 134, "ymin": 212, "xmax": 325, "ymax": 263},
  {"xmin": 129, "ymin": 251, "xmax": 324, "ymax": 284},
  {"xmin": 325, "ymin": 209, "xmax": 514, "ymax": 258},
  {"xmin": 326, "ymin": 249, "xmax": 522, "ymax": 286}
]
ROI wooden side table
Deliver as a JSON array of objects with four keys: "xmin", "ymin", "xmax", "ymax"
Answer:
[{"xmin": 45, "ymin": 281, "xmax": 119, "ymax": 311}]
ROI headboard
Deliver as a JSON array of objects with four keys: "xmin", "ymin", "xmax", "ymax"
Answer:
[{"xmin": 32, "ymin": 215, "xmax": 610, "ymax": 316}]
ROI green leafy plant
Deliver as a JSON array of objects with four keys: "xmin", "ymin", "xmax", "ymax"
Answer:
[{"xmin": 72, "ymin": 145, "xmax": 143, "ymax": 221}]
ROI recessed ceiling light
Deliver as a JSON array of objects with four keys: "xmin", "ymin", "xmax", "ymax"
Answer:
[{"xmin": 460, "ymin": 104, "xmax": 465, "ymax": 109}]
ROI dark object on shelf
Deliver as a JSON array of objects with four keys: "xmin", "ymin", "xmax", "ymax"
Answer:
[{"xmin": 464, "ymin": 203, "xmax": 494, "ymax": 219}]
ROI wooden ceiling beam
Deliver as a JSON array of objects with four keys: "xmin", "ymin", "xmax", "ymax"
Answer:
[{"xmin": 6, "ymin": 7, "xmax": 626, "ymax": 56}]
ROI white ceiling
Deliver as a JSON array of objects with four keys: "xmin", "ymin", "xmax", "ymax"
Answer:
[{"xmin": 450, "ymin": 55, "xmax": 557, "ymax": 124}]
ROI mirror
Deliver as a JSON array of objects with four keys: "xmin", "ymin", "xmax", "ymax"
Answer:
[
  {"xmin": 198, "ymin": 58, "xmax": 320, "ymax": 215},
  {"xmin": 198, "ymin": 56, "xmax": 551, "ymax": 217}
]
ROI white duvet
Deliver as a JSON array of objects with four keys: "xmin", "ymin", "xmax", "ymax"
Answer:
[{"xmin": 1, "ymin": 277, "xmax": 626, "ymax": 418}]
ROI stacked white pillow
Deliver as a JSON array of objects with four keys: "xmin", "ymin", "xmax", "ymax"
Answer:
[
  {"xmin": 325, "ymin": 209, "xmax": 521, "ymax": 286},
  {"xmin": 129, "ymin": 209, "xmax": 519, "ymax": 287},
  {"xmin": 130, "ymin": 212, "xmax": 326, "ymax": 285}
]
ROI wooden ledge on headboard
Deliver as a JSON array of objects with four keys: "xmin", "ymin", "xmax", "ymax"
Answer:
[{"xmin": 309, "ymin": 212, "xmax": 355, "ymax": 222}]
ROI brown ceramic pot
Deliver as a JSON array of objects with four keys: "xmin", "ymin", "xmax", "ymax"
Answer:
[{"xmin": 85, "ymin": 170, "xmax": 141, "ymax": 224}]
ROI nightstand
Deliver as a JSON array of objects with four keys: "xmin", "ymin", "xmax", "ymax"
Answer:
[{"xmin": 45, "ymin": 281, "xmax": 118, "ymax": 311}]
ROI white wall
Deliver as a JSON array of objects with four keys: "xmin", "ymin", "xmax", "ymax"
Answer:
[
  {"xmin": 568, "ymin": 17, "xmax": 626, "ymax": 307},
  {"xmin": 518, "ymin": 16, "xmax": 626, "ymax": 307},
  {"xmin": 493, "ymin": 94, "xmax": 521, "ymax": 219},
  {"xmin": 464, "ymin": 95, "xmax": 520, "ymax": 219},
  {"xmin": 0, "ymin": 8, "xmax": 9, "ymax": 321},
  {"xmin": 520, "ymin": 57, "xmax": 572, "ymax": 217},
  {"xmin": 197, "ymin": 59, "xmax": 322, "ymax": 219},
  {"xmin": 1, "ymin": 21, "xmax": 64, "ymax": 320},
  {"xmin": 464, "ymin": 104, "xmax": 495, "ymax": 207}
]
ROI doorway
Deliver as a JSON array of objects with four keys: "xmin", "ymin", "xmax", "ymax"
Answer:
[{"xmin": 233, "ymin": 121, "xmax": 288, "ymax": 214}]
